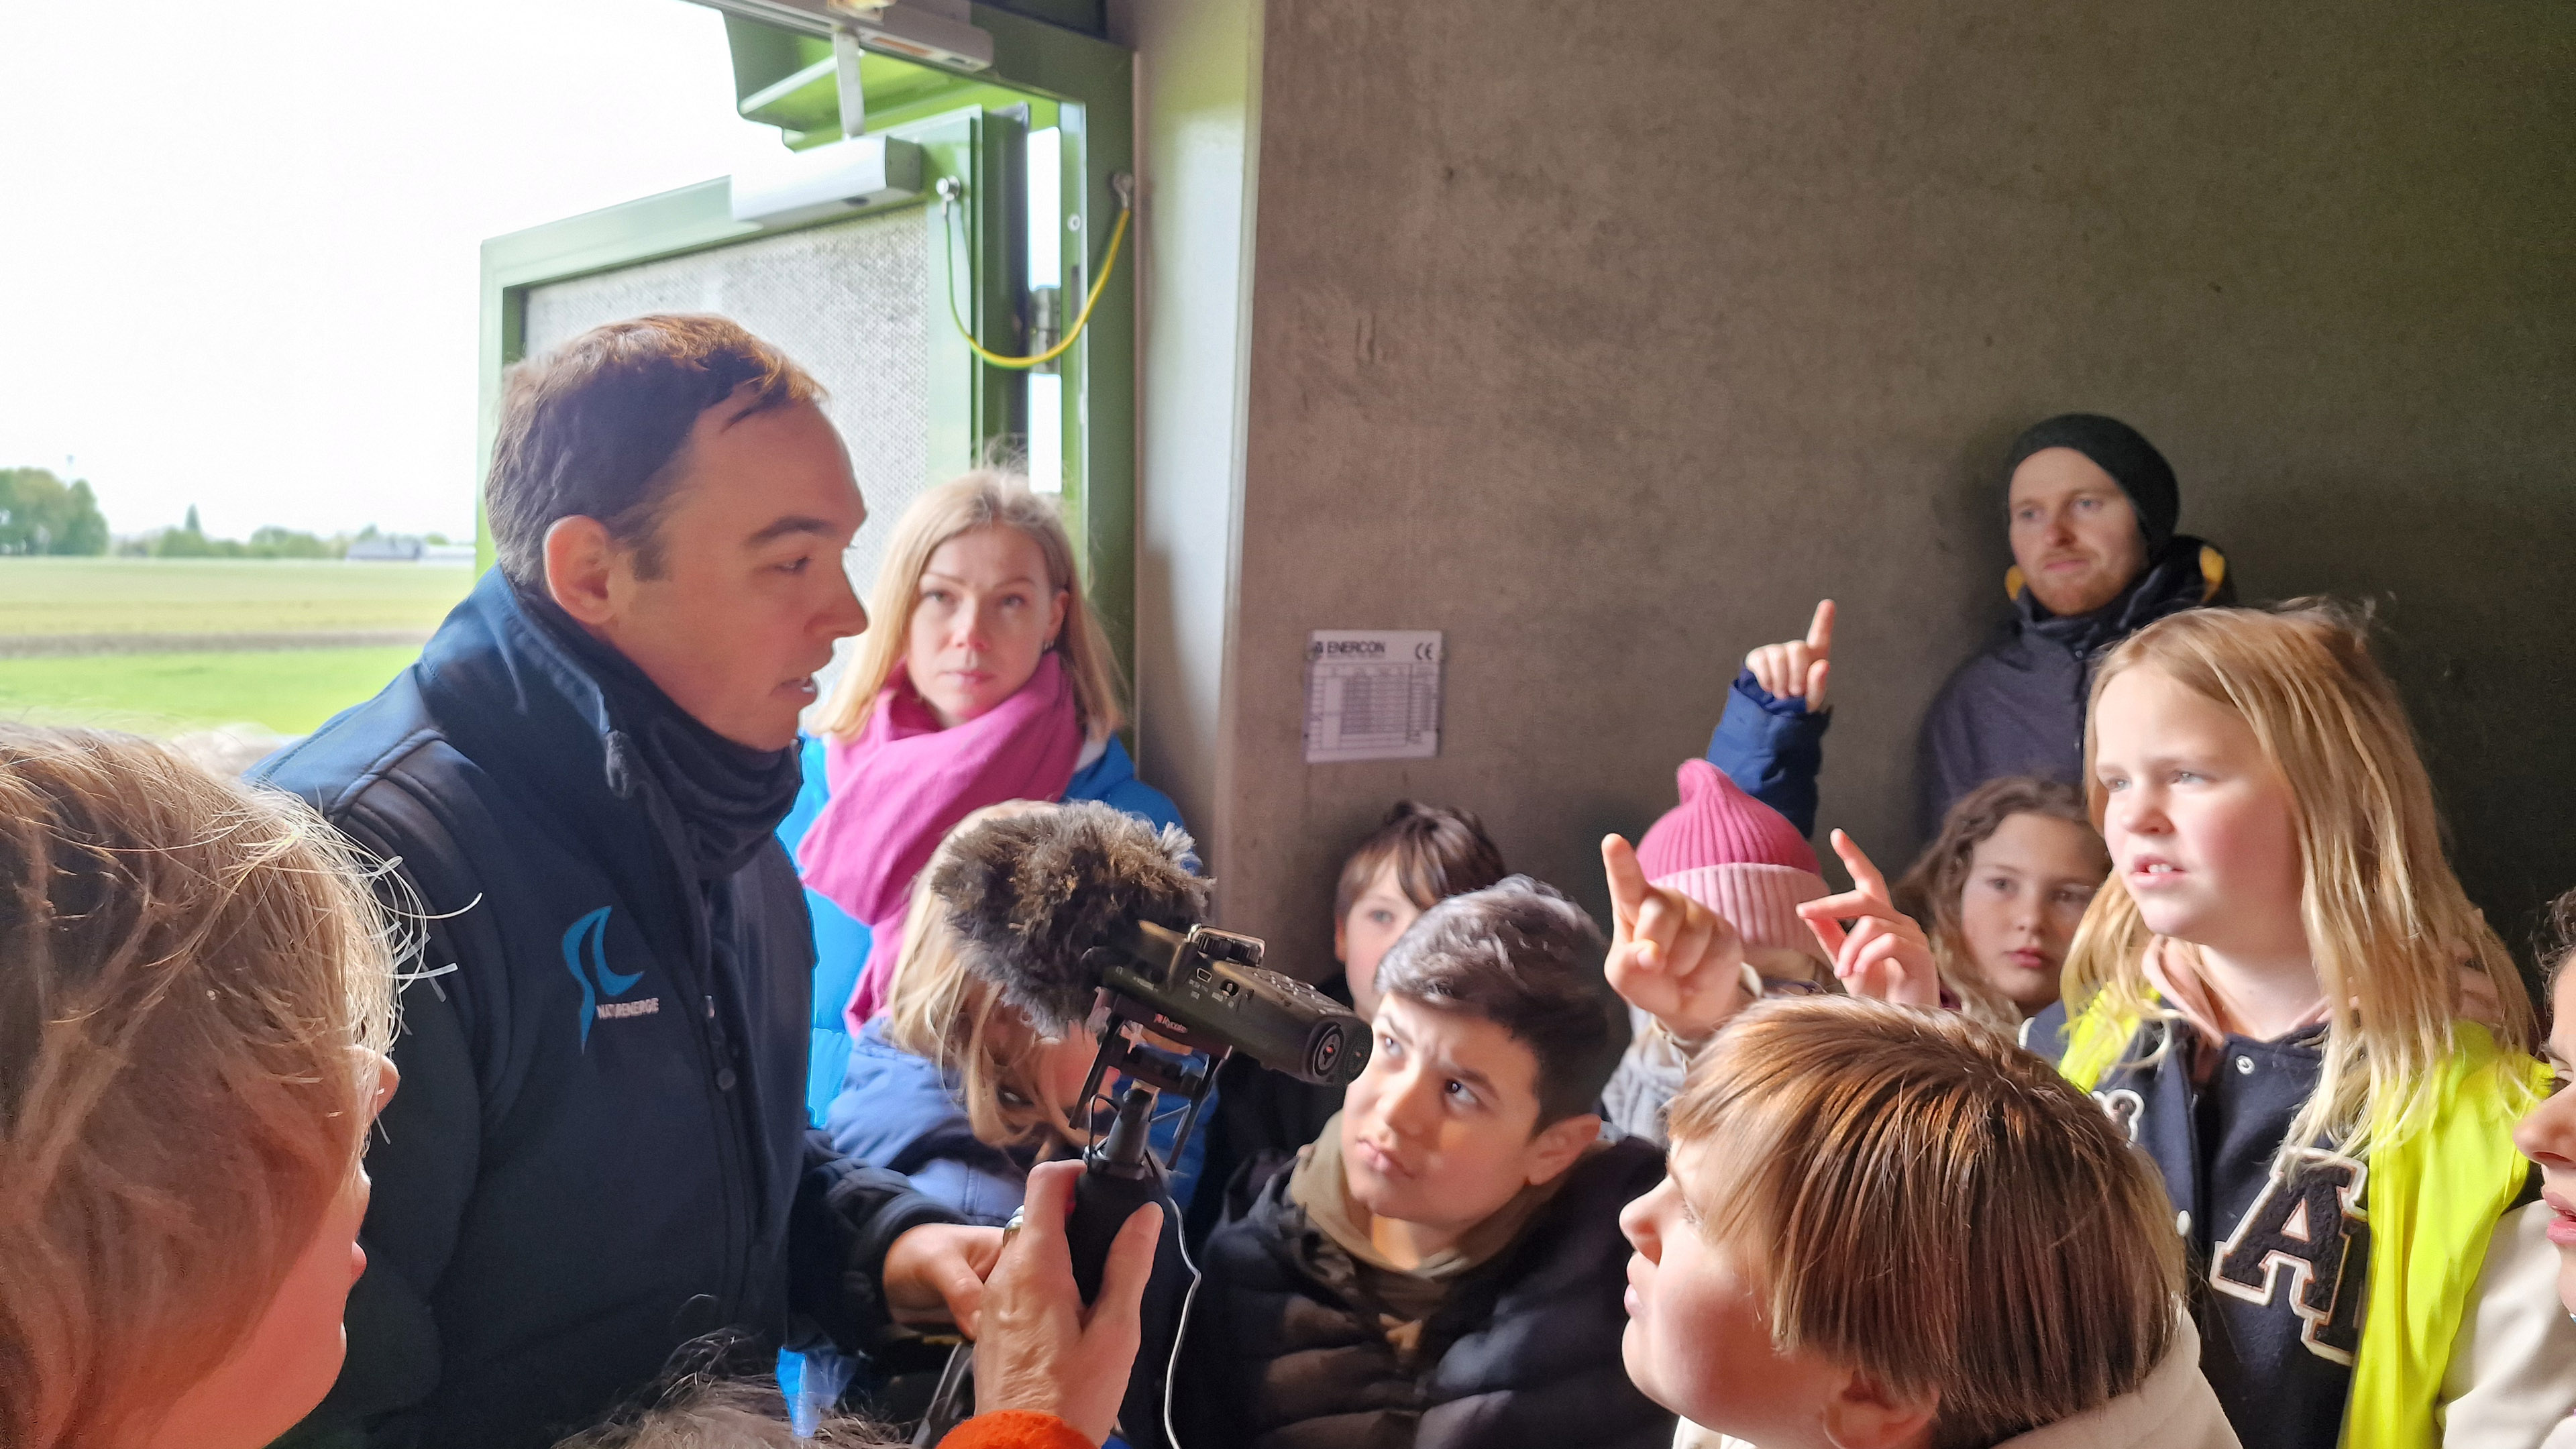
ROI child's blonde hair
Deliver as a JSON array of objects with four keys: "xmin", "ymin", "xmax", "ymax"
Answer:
[
  {"xmin": 2063, "ymin": 601, "xmax": 2535, "ymax": 1160},
  {"xmin": 0, "ymin": 728, "xmax": 400, "ymax": 1448},
  {"xmin": 812, "ymin": 470, "xmax": 1126, "ymax": 741},
  {"xmin": 1667, "ymin": 998, "xmax": 2182, "ymax": 1448},
  {"xmin": 880, "ymin": 802, "xmax": 1084, "ymax": 1151}
]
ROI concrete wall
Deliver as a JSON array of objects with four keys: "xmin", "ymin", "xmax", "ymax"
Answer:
[
  {"xmin": 1111, "ymin": 0, "xmax": 1262, "ymax": 896},
  {"xmin": 1180, "ymin": 0, "xmax": 2573, "ymax": 979}
]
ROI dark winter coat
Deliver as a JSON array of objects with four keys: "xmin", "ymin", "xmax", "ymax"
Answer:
[
  {"xmin": 1173, "ymin": 1137, "xmax": 1675, "ymax": 1449},
  {"xmin": 254, "ymin": 572, "xmax": 957, "ymax": 1449},
  {"xmin": 1917, "ymin": 537, "xmax": 2232, "ymax": 835}
]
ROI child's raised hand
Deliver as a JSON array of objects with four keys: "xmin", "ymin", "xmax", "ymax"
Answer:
[
  {"xmin": 1745, "ymin": 599, "xmax": 1834, "ymax": 710},
  {"xmin": 1602, "ymin": 833, "xmax": 1752, "ymax": 1044},
  {"xmin": 1798, "ymin": 830, "xmax": 1940, "ymax": 1008}
]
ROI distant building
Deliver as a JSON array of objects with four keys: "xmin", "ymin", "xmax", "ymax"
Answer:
[{"xmin": 346, "ymin": 535, "xmax": 427, "ymax": 562}]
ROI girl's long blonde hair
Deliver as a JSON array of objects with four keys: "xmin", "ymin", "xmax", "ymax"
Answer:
[
  {"xmin": 814, "ymin": 470, "xmax": 1126, "ymax": 742},
  {"xmin": 2061, "ymin": 601, "xmax": 2534, "ymax": 1161},
  {"xmin": 0, "ymin": 729, "xmax": 401, "ymax": 1448},
  {"xmin": 880, "ymin": 802, "xmax": 1084, "ymax": 1151}
]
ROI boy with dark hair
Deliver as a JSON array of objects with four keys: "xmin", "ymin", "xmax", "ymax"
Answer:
[
  {"xmin": 1191, "ymin": 801, "xmax": 1508, "ymax": 1240},
  {"xmin": 1175, "ymin": 877, "xmax": 1675, "ymax": 1449}
]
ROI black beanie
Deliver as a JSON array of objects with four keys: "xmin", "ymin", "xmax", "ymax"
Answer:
[{"xmin": 2003, "ymin": 413, "xmax": 2178, "ymax": 555}]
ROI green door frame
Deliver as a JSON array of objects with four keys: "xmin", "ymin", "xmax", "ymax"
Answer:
[{"xmin": 474, "ymin": 4, "xmax": 1136, "ymax": 676}]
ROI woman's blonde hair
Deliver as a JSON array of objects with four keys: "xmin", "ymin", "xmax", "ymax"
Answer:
[
  {"xmin": 1893, "ymin": 775, "xmax": 2106, "ymax": 1031},
  {"xmin": 814, "ymin": 470, "xmax": 1126, "ymax": 741},
  {"xmin": 1667, "ymin": 998, "xmax": 2182, "ymax": 1449},
  {"xmin": 880, "ymin": 802, "xmax": 1083, "ymax": 1151},
  {"xmin": 2061, "ymin": 600, "xmax": 2535, "ymax": 1160},
  {"xmin": 0, "ymin": 728, "xmax": 400, "ymax": 1449}
]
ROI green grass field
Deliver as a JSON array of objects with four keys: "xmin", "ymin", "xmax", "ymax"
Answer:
[
  {"xmin": 0, "ymin": 647, "xmax": 423, "ymax": 735},
  {"xmin": 0, "ymin": 556, "xmax": 473, "ymax": 635},
  {"xmin": 0, "ymin": 558, "xmax": 474, "ymax": 736}
]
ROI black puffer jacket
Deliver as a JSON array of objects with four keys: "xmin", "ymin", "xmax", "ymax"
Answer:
[
  {"xmin": 1172, "ymin": 1137, "xmax": 1674, "ymax": 1449},
  {"xmin": 1917, "ymin": 536, "xmax": 2233, "ymax": 835}
]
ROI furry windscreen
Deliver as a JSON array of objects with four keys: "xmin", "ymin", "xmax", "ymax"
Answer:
[{"xmin": 927, "ymin": 800, "xmax": 1211, "ymax": 1034}]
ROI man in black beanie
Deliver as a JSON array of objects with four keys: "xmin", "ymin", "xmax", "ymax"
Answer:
[{"xmin": 1916, "ymin": 413, "xmax": 2234, "ymax": 833}]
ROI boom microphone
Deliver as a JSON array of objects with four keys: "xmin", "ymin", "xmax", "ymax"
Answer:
[{"xmin": 929, "ymin": 800, "xmax": 1369, "ymax": 1087}]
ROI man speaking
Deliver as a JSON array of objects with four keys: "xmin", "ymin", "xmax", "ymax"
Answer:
[{"xmin": 260, "ymin": 317, "xmax": 997, "ymax": 1448}]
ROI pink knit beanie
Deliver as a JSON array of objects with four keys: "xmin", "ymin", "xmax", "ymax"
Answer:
[{"xmin": 1636, "ymin": 760, "xmax": 1829, "ymax": 962}]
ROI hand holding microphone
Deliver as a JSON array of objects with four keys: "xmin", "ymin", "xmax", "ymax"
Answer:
[{"xmin": 974, "ymin": 1159, "xmax": 1163, "ymax": 1446}]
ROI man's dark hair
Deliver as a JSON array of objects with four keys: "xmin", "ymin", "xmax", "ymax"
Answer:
[
  {"xmin": 1373, "ymin": 875, "xmax": 1629, "ymax": 1126},
  {"xmin": 485, "ymin": 314, "xmax": 823, "ymax": 589},
  {"xmin": 1334, "ymin": 800, "xmax": 1508, "ymax": 921}
]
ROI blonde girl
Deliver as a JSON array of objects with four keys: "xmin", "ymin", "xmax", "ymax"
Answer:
[
  {"xmin": 777, "ymin": 470, "xmax": 1184, "ymax": 1128},
  {"xmin": 2030, "ymin": 601, "xmax": 2575, "ymax": 1447},
  {"xmin": 822, "ymin": 803, "xmax": 1095, "ymax": 1225},
  {"xmin": 0, "ymin": 728, "xmax": 398, "ymax": 1449}
]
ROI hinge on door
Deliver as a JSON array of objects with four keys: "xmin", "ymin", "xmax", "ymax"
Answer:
[{"xmin": 1026, "ymin": 286, "xmax": 1063, "ymax": 374}]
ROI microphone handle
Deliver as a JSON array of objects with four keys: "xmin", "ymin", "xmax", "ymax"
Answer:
[{"xmin": 1067, "ymin": 1157, "xmax": 1166, "ymax": 1302}]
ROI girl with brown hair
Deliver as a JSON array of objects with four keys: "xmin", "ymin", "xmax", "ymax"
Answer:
[{"xmin": 1890, "ymin": 775, "xmax": 2108, "ymax": 1030}]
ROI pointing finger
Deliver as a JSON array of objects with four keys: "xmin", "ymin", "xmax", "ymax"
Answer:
[
  {"xmin": 1602, "ymin": 835, "xmax": 1650, "ymax": 928},
  {"xmin": 1805, "ymin": 657, "xmax": 1831, "ymax": 712},
  {"xmin": 1829, "ymin": 829, "xmax": 1890, "ymax": 900},
  {"xmin": 1807, "ymin": 599, "xmax": 1835, "ymax": 655}
]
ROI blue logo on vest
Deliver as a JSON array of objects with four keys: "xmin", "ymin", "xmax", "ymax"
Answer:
[{"xmin": 563, "ymin": 906, "xmax": 645, "ymax": 1049}]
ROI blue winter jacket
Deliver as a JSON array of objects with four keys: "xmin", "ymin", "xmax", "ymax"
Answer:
[
  {"xmin": 776, "ymin": 733, "xmax": 1187, "ymax": 1126},
  {"xmin": 1704, "ymin": 667, "xmax": 1829, "ymax": 837},
  {"xmin": 827, "ymin": 1019, "xmax": 1038, "ymax": 1226}
]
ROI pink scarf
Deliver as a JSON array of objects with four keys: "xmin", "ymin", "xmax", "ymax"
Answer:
[{"xmin": 797, "ymin": 653, "xmax": 1082, "ymax": 1028}]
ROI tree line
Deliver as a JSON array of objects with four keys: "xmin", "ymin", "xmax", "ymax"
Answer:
[
  {"xmin": 0, "ymin": 469, "xmax": 445, "ymax": 559},
  {"xmin": 0, "ymin": 468, "xmax": 111, "ymax": 555}
]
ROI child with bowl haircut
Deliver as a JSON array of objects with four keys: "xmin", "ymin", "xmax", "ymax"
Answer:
[
  {"xmin": 1622, "ymin": 997, "xmax": 2239, "ymax": 1449},
  {"xmin": 1175, "ymin": 877, "xmax": 1673, "ymax": 1449}
]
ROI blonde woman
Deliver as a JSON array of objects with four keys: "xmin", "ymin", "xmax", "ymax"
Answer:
[
  {"xmin": 779, "ymin": 470, "xmax": 1184, "ymax": 1129},
  {"xmin": 2026, "ymin": 602, "xmax": 2576, "ymax": 1447},
  {"xmin": 0, "ymin": 728, "xmax": 398, "ymax": 1449},
  {"xmin": 823, "ymin": 804, "xmax": 1097, "ymax": 1225}
]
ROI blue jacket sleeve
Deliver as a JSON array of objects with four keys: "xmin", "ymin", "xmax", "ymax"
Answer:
[{"xmin": 1705, "ymin": 669, "xmax": 1830, "ymax": 838}]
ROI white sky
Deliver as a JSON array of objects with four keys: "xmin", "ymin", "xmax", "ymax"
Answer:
[{"xmin": 0, "ymin": 0, "xmax": 790, "ymax": 540}]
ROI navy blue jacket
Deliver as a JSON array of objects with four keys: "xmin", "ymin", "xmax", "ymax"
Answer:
[
  {"xmin": 256, "ymin": 572, "xmax": 955, "ymax": 1449},
  {"xmin": 1917, "ymin": 537, "xmax": 2233, "ymax": 835},
  {"xmin": 1705, "ymin": 667, "xmax": 1829, "ymax": 837}
]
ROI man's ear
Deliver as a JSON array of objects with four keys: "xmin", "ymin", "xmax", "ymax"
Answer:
[
  {"xmin": 543, "ymin": 516, "xmax": 622, "ymax": 628},
  {"xmin": 1523, "ymin": 1112, "xmax": 1601, "ymax": 1187},
  {"xmin": 1819, "ymin": 1369, "xmax": 1939, "ymax": 1449},
  {"xmin": 1332, "ymin": 912, "xmax": 1349, "ymax": 966}
]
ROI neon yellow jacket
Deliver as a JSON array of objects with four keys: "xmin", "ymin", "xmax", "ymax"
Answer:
[{"xmin": 2059, "ymin": 999, "xmax": 2545, "ymax": 1449}]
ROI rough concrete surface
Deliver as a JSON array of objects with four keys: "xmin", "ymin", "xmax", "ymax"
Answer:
[{"xmin": 1205, "ymin": 0, "xmax": 2574, "ymax": 979}]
